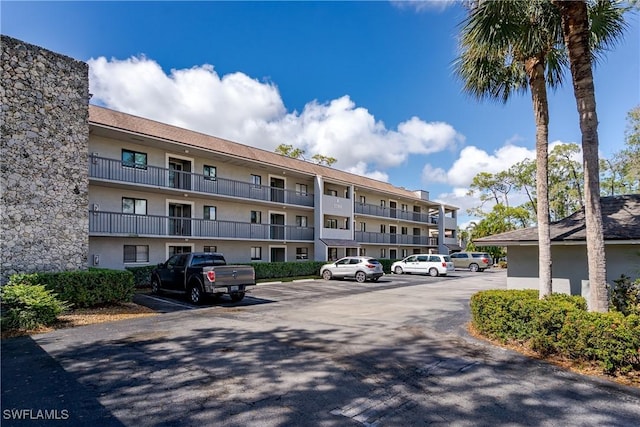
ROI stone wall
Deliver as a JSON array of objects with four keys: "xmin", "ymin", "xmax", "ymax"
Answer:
[{"xmin": 1, "ymin": 35, "xmax": 89, "ymax": 283}]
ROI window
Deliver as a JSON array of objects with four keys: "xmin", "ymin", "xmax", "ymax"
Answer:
[
  {"xmin": 168, "ymin": 246, "xmax": 191, "ymax": 257},
  {"xmin": 359, "ymin": 196, "xmax": 366, "ymax": 204},
  {"xmin": 326, "ymin": 218, "xmax": 338, "ymax": 229},
  {"xmin": 401, "ymin": 249, "xmax": 407, "ymax": 258},
  {"xmin": 251, "ymin": 210, "xmax": 262, "ymax": 224},
  {"xmin": 122, "ymin": 149, "xmax": 147, "ymax": 169},
  {"xmin": 380, "ymin": 248, "xmax": 387, "ymax": 258},
  {"xmin": 296, "ymin": 183, "xmax": 308, "ymax": 195},
  {"xmin": 296, "ymin": 215, "xmax": 308, "ymax": 227},
  {"xmin": 380, "ymin": 200, "xmax": 386, "ymax": 208},
  {"xmin": 122, "ymin": 197, "xmax": 147, "ymax": 215},
  {"xmin": 380, "ymin": 224, "xmax": 386, "ymax": 233},
  {"xmin": 296, "ymin": 247, "xmax": 308, "ymax": 260},
  {"xmin": 203, "ymin": 165, "xmax": 217, "ymax": 181},
  {"xmin": 204, "ymin": 245, "xmax": 217, "ymax": 253},
  {"xmin": 123, "ymin": 245, "xmax": 149, "ymax": 263},
  {"xmin": 328, "ymin": 248, "xmax": 338, "ymax": 261},
  {"xmin": 359, "ymin": 248, "xmax": 367, "ymax": 256},
  {"xmin": 359, "ymin": 222, "xmax": 366, "ymax": 232},
  {"xmin": 327, "ymin": 189, "xmax": 338, "ymax": 196},
  {"xmin": 401, "ymin": 227, "xmax": 408, "ymax": 235},
  {"xmin": 251, "ymin": 246, "xmax": 262, "ymax": 260},
  {"xmin": 401, "ymin": 203, "xmax": 408, "ymax": 211},
  {"xmin": 204, "ymin": 206, "xmax": 216, "ymax": 220},
  {"xmin": 251, "ymin": 174, "xmax": 262, "ymax": 187}
]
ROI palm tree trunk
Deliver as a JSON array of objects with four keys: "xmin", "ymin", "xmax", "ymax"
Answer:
[
  {"xmin": 525, "ymin": 57, "xmax": 552, "ymax": 298},
  {"xmin": 554, "ymin": 0, "xmax": 608, "ymax": 312}
]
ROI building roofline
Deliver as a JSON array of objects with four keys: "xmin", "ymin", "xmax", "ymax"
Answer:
[{"xmin": 89, "ymin": 104, "xmax": 451, "ymax": 207}]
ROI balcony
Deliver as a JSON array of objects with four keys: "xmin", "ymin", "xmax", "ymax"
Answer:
[
  {"xmin": 355, "ymin": 231, "xmax": 438, "ymax": 246},
  {"xmin": 89, "ymin": 155, "xmax": 314, "ymax": 207},
  {"xmin": 89, "ymin": 211, "xmax": 314, "ymax": 241},
  {"xmin": 354, "ymin": 202, "xmax": 434, "ymax": 224}
]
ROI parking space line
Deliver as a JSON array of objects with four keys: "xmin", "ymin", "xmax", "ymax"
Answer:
[{"xmin": 139, "ymin": 294, "xmax": 196, "ymax": 309}]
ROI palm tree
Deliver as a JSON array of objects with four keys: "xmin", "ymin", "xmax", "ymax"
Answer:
[
  {"xmin": 455, "ymin": 0, "xmax": 565, "ymax": 298},
  {"xmin": 552, "ymin": 0, "xmax": 628, "ymax": 312}
]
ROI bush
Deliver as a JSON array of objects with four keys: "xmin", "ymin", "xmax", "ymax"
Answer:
[
  {"xmin": 470, "ymin": 289, "xmax": 539, "ymax": 341},
  {"xmin": 8, "ymin": 270, "xmax": 135, "ymax": 308},
  {"xmin": 470, "ymin": 289, "xmax": 639, "ymax": 374},
  {"xmin": 126, "ymin": 265, "xmax": 157, "ymax": 288},
  {"xmin": 250, "ymin": 261, "xmax": 326, "ymax": 280},
  {"xmin": 0, "ymin": 280, "xmax": 69, "ymax": 330},
  {"xmin": 610, "ymin": 275, "xmax": 640, "ymax": 316}
]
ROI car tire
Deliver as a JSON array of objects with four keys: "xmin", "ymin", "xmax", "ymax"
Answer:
[
  {"xmin": 230, "ymin": 292, "xmax": 245, "ymax": 302},
  {"xmin": 322, "ymin": 270, "xmax": 332, "ymax": 280},
  {"xmin": 188, "ymin": 282, "xmax": 204, "ymax": 305},
  {"xmin": 355, "ymin": 271, "xmax": 366, "ymax": 283},
  {"xmin": 394, "ymin": 266, "xmax": 403, "ymax": 274},
  {"xmin": 151, "ymin": 277, "xmax": 161, "ymax": 294},
  {"xmin": 469, "ymin": 263, "xmax": 479, "ymax": 272},
  {"xmin": 428, "ymin": 268, "xmax": 439, "ymax": 277}
]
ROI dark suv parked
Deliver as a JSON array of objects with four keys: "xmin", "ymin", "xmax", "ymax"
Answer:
[{"xmin": 450, "ymin": 252, "xmax": 492, "ymax": 272}]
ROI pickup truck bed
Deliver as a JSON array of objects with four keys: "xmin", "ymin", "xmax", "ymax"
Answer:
[{"xmin": 150, "ymin": 252, "xmax": 256, "ymax": 304}]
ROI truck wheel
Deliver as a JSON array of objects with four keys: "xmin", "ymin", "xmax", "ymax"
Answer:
[
  {"xmin": 469, "ymin": 263, "xmax": 479, "ymax": 273},
  {"xmin": 151, "ymin": 277, "xmax": 161, "ymax": 294},
  {"xmin": 188, "ymin": 283, "xmax": 204, "ymax": 305},
  {"xmin": 230, "ymin": 292, "xmax": 245, "ymax": 302},
  {"xmin": 355, "ymin": 271, "xmax": 366, "ymax": 283},
  {"xmin": 322, "ymin": 270, "xmax": 332, "ymax": 280}
]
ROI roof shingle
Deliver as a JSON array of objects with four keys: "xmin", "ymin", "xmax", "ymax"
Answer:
[{"xmin": 474, "ymin": 194, "xmax": 640, "ymax": 245}]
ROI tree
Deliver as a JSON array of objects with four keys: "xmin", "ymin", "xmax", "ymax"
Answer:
[
  {"xmin": 456, "ymin": 0, "xmax": 566, "ymax": 298},
  {"xmin": 552, "ymin": 0, "xmax": 628, "ymax": 312},
  {"xmin": 275, "ymin": 144, "xmax": 337, "ymax": 167}
]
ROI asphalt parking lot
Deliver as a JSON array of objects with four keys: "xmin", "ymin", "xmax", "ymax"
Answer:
[{"xmin": 3, "ymin": 269, "xmax": 640, "ymax": 427}]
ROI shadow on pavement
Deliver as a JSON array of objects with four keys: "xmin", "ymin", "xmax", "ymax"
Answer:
[{"xmin": 1, "ymin": 336, "xmax": 124, "ymax": 427}]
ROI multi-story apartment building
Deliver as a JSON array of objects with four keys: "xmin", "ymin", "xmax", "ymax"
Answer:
[{"xmin": 88, "ymin": 106, "xmax": 459, "ymax": 269}]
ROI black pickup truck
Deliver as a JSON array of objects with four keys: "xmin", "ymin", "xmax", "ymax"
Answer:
[{"xmin": 150, "ymin": 252, "xmax": 256, "ymax": 304}]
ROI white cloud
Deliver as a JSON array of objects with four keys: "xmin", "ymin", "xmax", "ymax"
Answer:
[
  {"xmin": 446, "ymin": 144, "xmax": 536, "ymax": 187},
  {"xmin": 390, "ymin": 0, "xmax": 458, "ymax": 13},
  {"xmin": 88, "ymin": 55, "xmax": 464, "ymax": 182},
  {"xmin": 421, "ymin": 164, "xmax": 448, "ymax": 184}
]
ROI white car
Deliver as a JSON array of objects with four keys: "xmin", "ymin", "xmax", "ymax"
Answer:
[
  {"xmin": 320, "ymin": 256, "xmax": 384, "ymax": 283},
  {"xmin": 391, "ymin": 254, "xmax": 454, "ymax": 277}
]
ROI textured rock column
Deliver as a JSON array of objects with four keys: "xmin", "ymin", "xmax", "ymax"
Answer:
[{"xmin": 1, "ymin": 35, "xmax": 89, "ymax": 283}]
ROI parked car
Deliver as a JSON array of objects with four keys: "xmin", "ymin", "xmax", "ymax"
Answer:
[
  {"xmin": 150, "ymin": 252, "xmax": 256, "ymax": 304},
  {"xmin": 320, "ymin": 256, "xmax": 384, "ymax": 283},
  {"xmin": 391, "ymin": 254, "xmax": 454, "ymax": 277},
  {"xmin": 449, "ymin": 252, "xmax": 492, "ymax": 272}
]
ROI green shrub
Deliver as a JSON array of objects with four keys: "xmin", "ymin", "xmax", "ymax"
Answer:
[
  {"xmin": 250, "ymin": 261, "xmax": 326, "ymax": 280},
  {"xmin": 610, "ymin": 275, "xmax": 640, "ymax": 316},
  {"xmin": 470, "ymin": 289, "xmax": 539, "ymax": 341},
  {"xmin": 125, "ymin": 265, "xmax": 157, "ymax": 288},
  {"xmin": 529, "ymin": 295, "xmax": 586, "ymax": 355},
  {"xmin": 471, "ymin": 288, "xmax": 639, "ymax": 374},
  {"xmin": 8, "ymin": 270, "xmax": 135, "ymax": 308},
  {"xmin": 0, "ymin": 280, "xmax": 70, "ymax": 330}
]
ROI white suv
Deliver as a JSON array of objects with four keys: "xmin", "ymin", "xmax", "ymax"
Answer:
[{"xmin": 391, "ymin": 254, "xmax": 454, "ymax": 277}]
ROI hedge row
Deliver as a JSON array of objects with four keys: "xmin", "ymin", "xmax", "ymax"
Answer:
[
  {"xmin": 8, "ymin": 269, "xmax": 135, "ymax": 308},
  {"xmin": 470, "ymin": 289, "xmax": 640, "ymax": 374}
]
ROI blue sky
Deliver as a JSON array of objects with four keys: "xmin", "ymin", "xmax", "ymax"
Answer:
[{"xmin": 3, "ymin": 1, "xmax": 639, "ymax": 226}]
